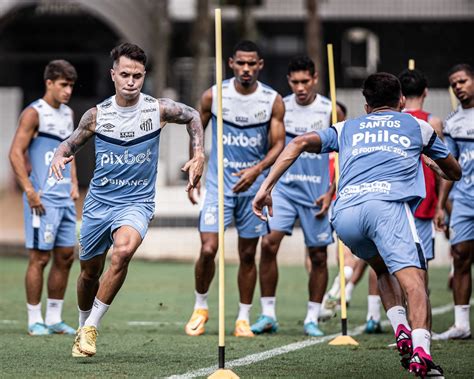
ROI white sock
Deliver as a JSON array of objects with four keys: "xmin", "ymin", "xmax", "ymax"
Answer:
[
  {"xmin": 454, "ymin": 304, "xmax": 470, "ymax": 330},
  {"xmin": 345, "ymin": 282, "xmax": 355, "ymax": 302},
  {"xmin": 304, "ymin": 301, "xmax": 321, "ymax": 325},
  {"xmin": 78, "ymin": 307, "xmax": 92, "ymax": 328},
  {"xmin": 386, "ymin": 306, "xmax": 410, "ymax": 334},
  {"xmin": 45, "ymin": 298, "xmax": 63, "ymax": 326},
  {"xmin": 367, "ymin": 295, "xmax": 382, "ymax": 322},
  {"xmin": 27, "ymin": 302, "xmax": 44, "ymax": 326},
  {"xmin": 261, "ymin": 297, "xmax": 276, "ymax": 319},
  {"xmin": 237, "ymin": 303, "xmax": 252, "ymax": 322},
  {"xmin": 412, "ymin": 328, "xmax": 431, "ymax": 355},
  {"xmin": 344, "ymin": 266, "xmax": 354, "ymax": 282},
  {"xmin": 194, "ymin": 291, "xmax": 209, "ymax": 310},
  {"xmin": 328, "ymin": 266, "xmax": 353, "ymax": 298},
  {"xmin": 84, "ymin": 298, "xmax": 109, "ymax": 328}
]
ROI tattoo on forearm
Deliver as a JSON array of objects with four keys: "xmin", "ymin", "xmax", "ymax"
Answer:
[{"xmin": 60, "ymin": 108, "xmax": 96, "ymax": 157}]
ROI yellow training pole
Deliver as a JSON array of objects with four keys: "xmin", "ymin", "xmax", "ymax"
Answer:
[
  {"xmin": 408, "ymin": 59, "xmax": 415, "ymax": 70},
  {"xmin": 327, "ymin": 43, "xmax": 358, "ymax": 346},
  {"xmin": 208, "ymin": 8, "xmax": 239, "ymax": 379},
  {"xmin": 449, "ymin": 87, "xmax": 458, "ymax": 111}
]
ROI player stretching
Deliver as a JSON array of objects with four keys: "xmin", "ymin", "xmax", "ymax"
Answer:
[
  {"xmin": 433, "ymin": 64, "xmax": 474, "ymax": 341},
  {"xmin": 49, "ymin": 43, "xmax": 204, "ymax": 357},
  {"xmin": 185, "ymin": 40, "xmax": 285, "ymax": 337},
  {"xmin": 250, "ymin": 56, "xmax": 334, "ymax": 337},
  {"xmin": 9, "ymin": 60, "xmax": 79, "ymax": 336},
  {"xmin": 253, "ymin": 73, "xmax": 460, "ymax": 377}
]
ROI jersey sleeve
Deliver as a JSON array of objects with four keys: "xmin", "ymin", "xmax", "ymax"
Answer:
[
  {"xmin": 418, "ymin": 119, "xmax": 449, "ymax": 160},
  {"xmin": 442, "ymin": 121, "xmax": 459, "ymax": 159},
  {"xmin": 315, "ymin": 124, "xmax": 340, "ymax": 153}
]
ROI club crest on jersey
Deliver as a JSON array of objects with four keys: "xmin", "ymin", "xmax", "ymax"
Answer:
[
  {"xmin": 140, "ymin": 118, "xmax": 153, "ymax": 131},
  {"xmin": 254, "ymin": 110, "xmax": 267, "ymax": 122}
]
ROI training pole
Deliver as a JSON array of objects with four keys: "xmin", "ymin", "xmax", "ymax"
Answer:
[
  {"xmin": 327, "ymin": 43, "xmax": 359, "ymax": 346},
  {"xmin": 408, "ymin": 59, "xmax": 415, "ymax": 70},
  {"xmin": 449, "ymin": 87, "xmax": 458, "ymax": 111},
  {"xmin": 208, "ymin": 8, "xmax": 239, "ymax": 379}
]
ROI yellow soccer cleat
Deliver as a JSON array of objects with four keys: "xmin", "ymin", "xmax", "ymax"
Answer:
[
  {"xmin": 233, "ymin": 320, "xmax": 255, "ymax": 337},
  {"xmin": 72, "ymin": 328, "xmax": 91, "ymax": 358},
  {"xmin": 185, "ymin": 308, "xmax": 209, "ymax": 336},
  {"xmin": 79, "ymin": 326, "xmax": 98, "ymax": 356}
]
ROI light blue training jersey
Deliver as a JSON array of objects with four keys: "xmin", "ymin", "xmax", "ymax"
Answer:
[
  {"xmin": 206, "ymin": 78, "xmax": 278, "ymax": 197},
  {"xmin": 443, "ymin": 106, "xmax": 474, "ymax": 202},
  {"xmin": 88, "ymin": 93, "xmax": 161, "ymax": 205},
  {"xmin": 275, "ymin": 93, "xmax": 332, "ymax": 207},
  {"xmin": 316, "ymin": 111, "xmax": 450, "ymax": 213},
  {"xmin": 28, "ymin": 98, "xmax": 74, "ymax": 207}
]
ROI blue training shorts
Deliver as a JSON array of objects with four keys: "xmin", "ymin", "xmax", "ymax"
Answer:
[
  {"xmin": 450, "ymin": 198, "xmax": 474, "ymax": 246},
  {"xmin": 79, "ymin": 195, "xmax": 154, "ymax": 261},
  {"xmin": 331, "ymin": 200, "xmax": 426, "ymax": 274},
  {"xmin": 199, "ymin": 191, "xmax": 268, "ymax": 238},
  {"xmin": 23, "ymin": 196, "xmax": 76, "ymax": 251},
  {"xmin": 415, "ymin": 218, "xmax": 435, "ymax": 261},
  {"xmin": 268, "ymin": 190, "xmax": 333, "ymax": 248}
]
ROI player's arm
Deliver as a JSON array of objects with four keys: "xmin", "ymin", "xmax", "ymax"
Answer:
[
  {"xmin": 315, "ymin": 180, "xmax": 336, "ymax": 218},
  {"xmin": 50, "ymin": 107, "xmax": 97, "ymax": 180},
  {"xmin": 186, "ymin": 89, "xmax": 212, "ymax": 204},
  {"xmin": 9, "ymin": 107, "xmax": 45, "ymax": 214},
  {"xmin": 232, "ymin": 94, "xmax": 286, "ymax": 193},
  {"xmin": 159, "ymin": 98, "xmax": 205, "ymax": 192},
  {"xmin": 434, "ymin": 178, "xmax": 455, "ymax": 231},
  {"xmin": 428, "ymin": 116, "xmax": 443, "ymax": 139},
  {"xmin": 70, "ymin": 159, "xmax": 79, "ymax": 201},
  {"xmin": 253, "ymin": 131, "xmax": 324, "ymax": 221}
]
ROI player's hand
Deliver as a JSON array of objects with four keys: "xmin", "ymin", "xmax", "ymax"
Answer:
[
  {"xmin": 49, "ymin": 155, "xmax": 74, "ymax": 180},
  {"xmin": 187, "ymin": 181, "xmax": 201, "ymax": 205},
  {"xmin": 252, "ymin": 188, "xmax": 272, "ymax": 221},
  {"xmin": 434, "ymin": 206, "xmax": 446, "ymax": 232},
  {"xmin": 232, "ymin": 166, "xmax": 261, "ymax": 193},
  {"xmin": 314, "ymin": 192, "xmax": 332, "ymax": 218},
  {"xmin": 70, "ymin": 182, "xmax": 79, "ymax": 201},
  {"xmin": 25, "ymin": 188, "xmax": 45, "ymax": 215},
  {"xmin": 182, "ymin": 153, "xmax": 205, "ymax": 193}
]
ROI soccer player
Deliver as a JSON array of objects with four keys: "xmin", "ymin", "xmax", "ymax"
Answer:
[
  {"xmin": 433, "ymin": 63, "xmax": 474, "ymax": 341},
  {"xmin": 399, "ymin": 68, "xmax": 443, "ymax": 264},
  {"xmin": 253, "ymin": 72, "xmax": 460, "ymax": 376},
  {"xmin": 9, "ymin": 60, "xmax": 79, "ymax": 336},
  {"xmin": 185, "ymin": 40, "xmax": 285, "ymax": 337},
  {"xmin": 49, "ymin": 43, "xmax": 205, "ymax": 357},
  {"xmin": 250, "ymin": 56, "xmax": 334, "ymax": 337}
]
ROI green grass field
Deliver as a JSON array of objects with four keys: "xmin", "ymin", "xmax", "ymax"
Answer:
[{"xmin": 0, "ymin": 256, "xmax": 473, "ymax": 378}]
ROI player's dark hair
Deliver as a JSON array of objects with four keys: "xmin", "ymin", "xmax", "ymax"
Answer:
[
  {"xmin": 43, "ymin": 60, "xmax": 77, "ymax": 82},
  {"xmin": 362, "ymin": 72, "xmax": 402, "ymax": 109},
  {"xmin": 336, "ymin": 101, "xmax": 347, "ymax": 117},
  {"xmin": 232, "ymin": 40, "xmax": 261, "ymax": 58},
  {"xmin": 398, "ymin": 68, "xmax": 427, "ymax": 98},
  {"xmin": 110, "ymin": 43, "xmax": 147, "ymax": 67},
  {"xmin": 287, "ymin": 55, "xmax": 315, "ymax": 76},
  {"xmin": 448, "ymin": 63, "xmax": 474, "ymax": 78}
]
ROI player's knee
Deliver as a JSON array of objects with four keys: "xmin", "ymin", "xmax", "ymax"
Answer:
[
  {"xmin": 30, "ymin": 252, "xmax": 50, "ymax": 269},
  {"xmin": 53, "ymin": 250, "xmax": 74, "ymax": 269},
  {"xmin": 239, "ymin": 248, "xmax": 256, "ymax": 266},
  {"xmin": 309, "ymin": 250, "xmax": 327, "ymax": 269},
  {"xmin": 452, "ymin": 244, "xmax": 472, "ymax": 272},
  {"xmin": 260, "ymin": 237, "xmax": 279, "ymax": 259},
  {"xmin": 111, "ymin": 243, "xmax": 134, "ymax": 269},
  {"xmin": 200, "ymin": 244, "xmax": 218, "ymax": 262}
]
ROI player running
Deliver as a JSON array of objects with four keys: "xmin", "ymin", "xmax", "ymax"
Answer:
[
  {"xmin": 433, "ymin": 63, "xmax": 474, "ymax": 341},
  {"xmin": 49, "ymin": 43, "xmax": 204, "ymax": 357},
  {"xmin": 253, "ymin": 72, "xmax": 460, "ymax": 377},
  {"xmin": 185, "ymin": 40, "xmax": 285, "ymax": 337},
  {"xmin": 250, "ymin": 56, "xmax": 334, "ymax": 337},
  {"xmin": 9, "ymin": 60, "xmax": 79, "ymax": 336}
]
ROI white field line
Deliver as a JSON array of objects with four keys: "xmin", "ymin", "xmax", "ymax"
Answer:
[{"xmin": 165, "ymin": 302, "xmax": 456, "ymax": 379}]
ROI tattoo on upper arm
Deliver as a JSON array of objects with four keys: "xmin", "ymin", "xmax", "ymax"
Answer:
[
  {"xmin": 159, "ymin": 98, "xmax": 203, "ymax": 151},
  {"xmin": 64, "ymin": 108, "xmax": 96, "ymax": 155}
]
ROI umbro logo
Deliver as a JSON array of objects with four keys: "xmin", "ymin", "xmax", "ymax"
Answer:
[
  {"xmin": 140, "ymin": 118, "xmax": 153, "ymax": 131},
  {"xmin": 102, "ymin": 123, "xmax": 115, "ymax": 133},
  {"xmin": 101, "ymin": 100, "xmax": 112, "ymax": 109}
]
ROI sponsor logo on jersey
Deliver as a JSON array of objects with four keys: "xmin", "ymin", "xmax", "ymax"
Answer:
[
  {"xmin": 144, "ymin": 96, "xmax": 155, "ymax": 103},
  {"xmin": 222, "ymin": 107, "xmax": 230, "ymax": 116},
  {"xmin": 102, "ymin": 111, "xmax": 117, "ymax": 116},
  {"xmin": 120, "ymin": 131, "xmax": 135, "ymax": 138},
  {"xmin": 101, "ymin": 100, "xmax": 112, "ymax": 109},
  {"xmin": 460, "ymin": 149, "xmax": 474, "ymax": 166},
  {"xmin": 360, "ymin": 119, "xmax": 401, "ymax": 129},
  {"xmin": 223, "ymin": 132, "xmax": 263, "ymax": 147},
  {"xmin": 352, "ymin": 130, "xmax": 411, "ymax": 148},
  {"xmin": 102, "ymin": 123, "xmax": 116, "ymax": 132},
  {"xmin": 44, "ymin": 113, "xmax": 53, "ymax": 118},
  {"xmin": 140, "ymin": 118, "xmax": 153, "ymax": 131},
  {"xmin": 235, "ymin": 116, "xmax": 249, "ymax": 123},
  {"xmin": 44, "ymin": 149, "xmax": 56, "ymax": 165},
  {"xmin": 141, "ymin": 108, "xmax": 157, "ymax": 113},
  {"xmin": 100, "ymin": 148, "xmax": 152, "ymax": 167},
  {"xmin": 99, "ymin": 176, "xmax": 149, "ymax": 187}
]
